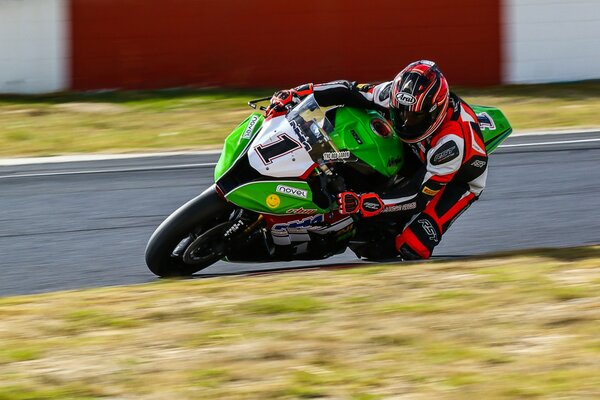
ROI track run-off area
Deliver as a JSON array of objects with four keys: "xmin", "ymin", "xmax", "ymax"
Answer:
[{"xmin": 1, "ymin": 131, "xmax": 599, "ymax": 296}]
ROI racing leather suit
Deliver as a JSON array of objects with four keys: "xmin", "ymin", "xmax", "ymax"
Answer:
[{"xmin": 309, "ymin": 80, "xmax": 489, "ymax": 259}]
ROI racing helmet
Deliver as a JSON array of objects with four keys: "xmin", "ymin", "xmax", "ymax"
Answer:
[{"xmin": 389, "ymin": 60, "xmax": 449, "ymax": 143}]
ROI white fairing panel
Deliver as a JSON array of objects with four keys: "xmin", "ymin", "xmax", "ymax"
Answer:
[{"xmin": 248, "ymin": 116, "xmax": 315, "ymax": 178}]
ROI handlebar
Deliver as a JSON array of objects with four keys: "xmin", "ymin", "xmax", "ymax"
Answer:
[{"xmin": 247, "ymin": 96, "xmax": 272, "ymax": 111}]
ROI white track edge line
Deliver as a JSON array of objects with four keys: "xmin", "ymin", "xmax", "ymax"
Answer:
[
  {"xmin": 1, "ymin": 137, "xmax": 599, "ymax": 178},
  {"xmin": 2, "ymin": 129, "xmax": 599, "ymax": 166}
]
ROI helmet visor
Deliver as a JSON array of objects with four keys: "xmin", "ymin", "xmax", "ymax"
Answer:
[{"xmin": 390, "ymin": 105, "xmax": 432, "ymax": 141}]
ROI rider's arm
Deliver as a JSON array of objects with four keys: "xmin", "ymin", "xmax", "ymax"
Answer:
[
  {"xmin": 338, "ymin": 136, "xmax": 464, "ymax": 217},
  {"xmin": 268, "ymin": 80, "xmax": 391, "ymax": 116},
  {"xmin": 313, "ymin": 80, "xmax": 392, "ymax": 112},
  {"xmin": 379, "ymin": 135, "xmax": 465, "ymax": 214}
]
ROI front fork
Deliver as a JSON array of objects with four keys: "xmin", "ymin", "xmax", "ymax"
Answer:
[
  {"xmin": 221, "ymin": 212, "xmax": 275, "ymax": 260},
  {"xmin": 172, "ymin": 209, "xmax": 271, "ymax": 263}
]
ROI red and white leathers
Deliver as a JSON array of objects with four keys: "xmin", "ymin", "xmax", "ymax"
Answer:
[
  {"xmin": 289, "ymin": 80, "xmax": 488, "ymax": 260},
  {"xmin": 383, "ymin": 93, "xmax": 488, "ymax": 260}
]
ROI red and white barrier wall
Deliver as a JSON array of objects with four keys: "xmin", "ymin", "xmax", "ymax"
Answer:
[
  {"xmin": 0, "ymin": 0, "xmax": 68, "ymax": 94},
  {"xmin": 1, "ymin": 0, "xmax": 599, "ymax": 93},
  {"xmin": 504, "ymin": 0, "xmax": 600, "ymax": 83}
]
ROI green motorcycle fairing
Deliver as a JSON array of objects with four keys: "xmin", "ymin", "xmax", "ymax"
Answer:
[
  {"xmin": 215, "ymin": 100, "xmax": 512, "ymax": 215},
  {"xmin": 215, "ymin": 103, "xmax": 405, "ymax": 215},
  {"xmin": 214, "ymin": 112, "xmax": 264, "ymax": 181},
  {"xmin": 226, "ymin": 180, "xmax": 330, "ymax": 215},
  {"xmin": 327, "ymin": 107, "xmax": 405, "ymax": 177}
]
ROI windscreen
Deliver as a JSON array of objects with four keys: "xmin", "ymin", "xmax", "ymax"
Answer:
[{"xmin": 286, "ymin": 95, "xmax": 354, "ymax": 164}]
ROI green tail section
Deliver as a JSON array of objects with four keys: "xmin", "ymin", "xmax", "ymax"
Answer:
[
  {"xmin": 214, "ymin": 113, "xmax": 264, "ymax": 181},
  {"xmin": 472, "ymin": 105, "xmax": 513, "ymax": 154}
]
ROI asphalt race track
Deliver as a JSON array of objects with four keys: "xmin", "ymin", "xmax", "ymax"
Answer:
[{"xmin": 1, "ymin": 132, "xmax": 599, "ymax": 296}]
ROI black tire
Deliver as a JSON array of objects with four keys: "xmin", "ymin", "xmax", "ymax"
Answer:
[{"xmin": 145, "ymin": 185, "xmax": 234, "ymax": 277}]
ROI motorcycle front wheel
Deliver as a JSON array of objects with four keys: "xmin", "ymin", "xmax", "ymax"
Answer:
[{"xmin": 145, "ymin": 185, "xmax": 234, "ymax": 277}]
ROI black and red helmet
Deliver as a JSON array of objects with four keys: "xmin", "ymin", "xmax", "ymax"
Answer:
[{"xmin": 389, "ymin": 60, "xmax": 449, "ymax": 143}]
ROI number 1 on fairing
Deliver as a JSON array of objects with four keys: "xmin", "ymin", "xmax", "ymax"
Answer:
[{"xmin": 254, "ymin": 133, "xmax": 302, "ymax": 165}]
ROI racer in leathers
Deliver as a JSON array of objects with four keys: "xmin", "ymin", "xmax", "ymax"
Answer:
[{"xmin": 266, "ymin": 60, "xmax": 488, "ymax": 260}]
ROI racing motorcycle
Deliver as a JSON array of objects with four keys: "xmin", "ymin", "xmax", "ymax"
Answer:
[{"xmin": 145, "ymin": 95, "xmax": 512, "ymax": 277}]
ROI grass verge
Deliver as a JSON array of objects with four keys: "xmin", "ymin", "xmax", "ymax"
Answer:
[
  {"xmin": 0, "ymin": 245, "xmax": 599, "ymax": 399},
  {"xmin": 1, "ymin": 82, "xmax": 600, "ymax": 157}
]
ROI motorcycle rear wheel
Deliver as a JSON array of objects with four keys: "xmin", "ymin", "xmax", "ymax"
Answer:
[{"xmin": 145, "ymin": 185, "xmax": 233, "ymax": 277}]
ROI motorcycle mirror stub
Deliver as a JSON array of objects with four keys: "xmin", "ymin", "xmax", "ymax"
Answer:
[{"xmin": 247, "ymin": 96, "xmax": 272, "ymax": 110}]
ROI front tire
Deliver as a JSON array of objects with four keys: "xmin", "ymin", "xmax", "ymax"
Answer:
[{"xmin": 145, "ymin": 185, "xmax": 233, "ymax": 277}]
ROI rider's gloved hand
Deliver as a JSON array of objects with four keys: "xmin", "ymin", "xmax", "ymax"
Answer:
[
  {"xmin": 266, "ymin": 84, "xmax": 313, "ymax": 117},
  {"xmin": 337, "ymin": 191, "xmax": 360, "ymax": 215},
  {"xmin": 359, "ymin": 192, "xmax": 385, "ymax": 218},
  {"xmin": 337, "ymin": 191, "xmax": 385, "ymax": 217},
  {"xmin": 266, "ymin": 90, "xmax": 298, "ymax": 117}
]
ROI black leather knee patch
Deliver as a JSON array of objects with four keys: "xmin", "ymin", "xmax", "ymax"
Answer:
[{"xmin": 409, "ymin": 214, "xmax": 441, "ymax": 251}]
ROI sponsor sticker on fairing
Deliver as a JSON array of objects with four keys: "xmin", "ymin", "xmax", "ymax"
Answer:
[
  {"xmin": 272, "ymin": 215, "xmax": 325, "ymax": 232},
  {"xmin": 276, "ymin": 185, "xmax": 308, "ymax": 199},
  {"xmin": 286, "ymin": 207, "xmax": 317, "ymax": 214},
  {"xmin": 323, "ymin": 151, "xmax": 351, "ymax": 161},
  {"xmin": 266, "ymin": 194, "xmax": 281, "ymax": 209},
  {"xmin": 242, "ymin": 115, "xmax": 260, "ymax": 139}
]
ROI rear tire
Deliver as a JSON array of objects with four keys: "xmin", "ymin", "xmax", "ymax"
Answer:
[{"xmin": 145, "ymin": 185, "xmax": 233, "ymax": 277}]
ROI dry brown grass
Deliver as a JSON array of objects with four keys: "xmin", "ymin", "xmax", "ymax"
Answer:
[{"xmin": 1, "ymin": 246, "xmax": 599, "ymax": 399}]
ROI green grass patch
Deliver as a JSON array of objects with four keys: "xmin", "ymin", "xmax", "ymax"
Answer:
[
  {"xmin": 0, "ymin": 346, "xmax": 44, "ymax": 364},
  {"xmin": 241, "ymin": 295, "xmax": 327, "ymax": 315},
  {"xmin": 189, "ymin": 368, "xmax": 233, "ymax": 388},
  {"xmin": 1, "ymin": 82, "xmax": 600, "ymax": 157},
  {"xmin": 0, "ymin": 384, "xmax": 101, "ymax": 400},
  {"xmin": 549, "ymin": 285, "xmax": 593, "ymax": 301},
  {"xmin": 378, "ymin": 301, "xmax": 448, "ymax": 314},
  {"xmin": 63, "ymin": 309, "xmax": 140, "ymax": 332}
]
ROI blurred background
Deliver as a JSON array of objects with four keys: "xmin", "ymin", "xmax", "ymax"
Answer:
[
  {"xmin": 1, "ymin": 4, "xmax": 599, "ymax": 397},
  {"xmin": 1, "ymin": 0, "xmax": 600, "ymax": 94}
]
